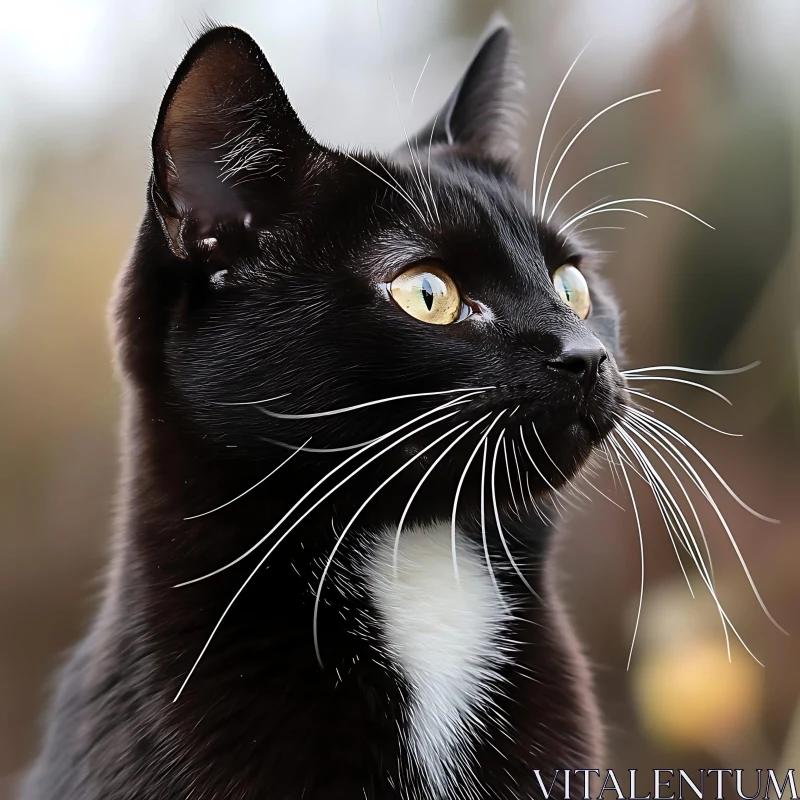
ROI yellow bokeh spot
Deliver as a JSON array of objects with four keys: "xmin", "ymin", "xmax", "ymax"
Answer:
[{"xmin": 634, "ymin": 640, "xmax": 763, "ymax": 751}]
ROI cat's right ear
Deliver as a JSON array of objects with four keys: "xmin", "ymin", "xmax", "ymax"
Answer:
[{"xmin": 151, "ymin": 26, "xmax": 329, "ymax": 258}]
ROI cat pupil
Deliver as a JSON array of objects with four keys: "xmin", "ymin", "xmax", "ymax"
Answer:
[{"xmin": 421, "ymin": 276, "xmax": 434, "ymax": 311}]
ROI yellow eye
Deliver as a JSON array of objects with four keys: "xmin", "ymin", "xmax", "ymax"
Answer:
[
  {"xmin": 389, "ymin": 263, "xmax": 462, "ymax": 325},
  {"xmin": 553, "ymin": 264, "xmax": 591, "ymax": 320}
]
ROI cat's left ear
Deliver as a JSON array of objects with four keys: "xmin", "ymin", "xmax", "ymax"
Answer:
[
  {"xmin": 151, "ymin": 26, "xmax": 331, "ymax": 258},
  {"xmin": 405, "ymin": 16, "xmax": 524, "ymax": 166}
]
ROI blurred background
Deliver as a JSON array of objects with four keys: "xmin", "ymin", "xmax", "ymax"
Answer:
[{"xmin": 0, "ymin": 0, "xmax": 798, "ymax": 795}]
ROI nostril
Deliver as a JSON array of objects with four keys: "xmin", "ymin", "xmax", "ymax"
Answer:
[
  {"xmin": 554, "ymin": 354, "xmax": 590, "ymax": 376},
  {"xmin": 548, "ymin": 344, "xmax": 607, "ymax": 394}
]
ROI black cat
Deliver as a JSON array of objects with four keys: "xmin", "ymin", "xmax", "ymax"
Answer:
[{"xmin": 21, "ymin": 20, "xmax": 629, "ymax": 800}]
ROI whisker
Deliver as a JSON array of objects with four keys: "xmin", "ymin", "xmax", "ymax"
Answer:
[
  {"xmin": 260, "ymin": 437, "xmax": 379, "ymax": 454},
  {"xmin": 626, "ymin": 388, "xmax": 741, "ymax": 436},
  {"xmin": 393, "ymin": 413, "xmax": 491, "ymax": 574},
  {"xmin": 623, "ymin": 362, "xmax": 760, "ymax": 377},
  {"xmin": 620, "ymin": 417, "xmax": 768, "ymax": 663},
  {"xmin": 599, "ymin": 439, "xmax": 622, "ymax": 491},
  {"xmin": 261, "ymin": 386, "xmax": 491, "ymax": 419},
  {"xmin": 541, "ymin": 90, "xmax": 661, "ymax": 215},
  {"xmin": 493, "ymin": 432, "xmax": 538, "ymax": 596},
  {"xmin": 546, "ymin": 162, "xmax": 629, "ymax": 223},
  {"xmin": 606, "ymin": 432, "xmax": 646, "ymax": 670},
  {"xmin": 345, "ymin": 152, "xmax": 427, "ymax": 224},
  {"xmin": 519, "ymin": 426, "xmax": 559, "ymax": 494},
  {"xmin": 451, "ymin": 413, "xmax": 506, "ymax": 584},
  {"xmin": 531, "ymin": 38, "xmax": 594, "ymax": 218},
  {"xmin": 524, "ymin": 471, "xmax": 552, "ymax": 525},
  {"xmin": 410, "ymin": 53, "xmax": 431, "ymax": 109},
  {"xmin": 558, "ymin": 197, "xmax": 714, "ymax": 235},
  {"xmin": 615, "ymin": 427, "xmax": 697, "ymax": 598},
  {"xmin": 376, "ymin": 0, "xmax": 434, "ymax": 224},
  {"xmin": 623, "ymin": 375, "xmax": 731, "ymax": 404},
  {"xmin": 425, "ymin": 108, "xmax": 442, "ymax": 224},
  {"xmin": 537, "ymin": 118, "xmax": 586, "ymax": 213},
  {"xmin": 502, "ymin": 438, "xmax": 522, "ymax": 518},
  {"xmin": 408, "ymin": 53, "xmax": 439, "ymax": 227},
  {"xmin": 560, "ymin": 207, "xmax": 648, "ymax": 230},
  {"xmin": 177, "ymin": 394, "xmax": 480, "ymax": 587},
  {"xmin": 531, "ymin": 421, "xmax": 623, "ymax": 509},
  {"xmin": 627, "ymin": 406, "xmax": 777, "ymax": 522},
  {"xmin": 184, "ymin": 438, "xmax": 310, "ymax": 520},
  {"xmin": 558, "ymin": 193, "xmax": 618, "ymax": 229},
  {"xmin": 620, "ymin": 418, "xmax": 715, "ymax": 579},
  {"xmin": 627, "ymin": 410, "xmax": 785, "ymax": 635},
  {"xmin": 530, "ymin": 421, "xmax": 591, "ymax": 503},
  {"xmin": 481, "ymin": 438, "xmax": 506, "ymax": 606},
  {"xmin": 510, "ymin": 440, "xmax": 529, "ymax": 514},
  {"xmin": 172, "ymin": 405, "xmax": 464, "ymax": 701},
  {"xmin": 215, "ymin": 392, "xmax": 291, "ymax": 407},
  {"xmin": 571, "ymin": 225, "xmax": 626, "ymax": 235},
  {"xmin": 315, "ymin": 417, "xmax": 473, "ymax": 667}
]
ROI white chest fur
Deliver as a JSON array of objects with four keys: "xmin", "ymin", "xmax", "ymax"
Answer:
[{"xmin": 364, "ymin": 524, "xmax": 514, "ymax": 799}]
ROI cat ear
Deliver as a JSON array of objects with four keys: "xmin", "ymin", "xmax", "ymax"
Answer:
[
  {"xmin": 405, "ymin": 16, "xmax": 524, "ymax": 166},
  {"xmin": 151, "ymin": 26, "xmax": 329, "ymax": 258}
]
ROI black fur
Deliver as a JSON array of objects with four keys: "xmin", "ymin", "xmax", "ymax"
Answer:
[{"xmin": 21, "ymin": 20, "xmax": 627, "ymax": 800}]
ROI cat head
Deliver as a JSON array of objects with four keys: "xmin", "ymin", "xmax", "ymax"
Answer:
[{"xmin": 115, "ymin": 21, "xmax": 627, "ymax": 515}]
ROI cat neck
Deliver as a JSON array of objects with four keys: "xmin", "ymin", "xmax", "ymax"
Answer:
[{"xmin": 88, "ymin": 404, "xmax": 604, "ymax": 799}]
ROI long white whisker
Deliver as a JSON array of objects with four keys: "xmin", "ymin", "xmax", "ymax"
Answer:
[
  {"xmin": 529, "ymin": 421, "xmax": 591, "ymax": 503},
  {"xmin": 481, "ymin": 438, "xmax": 506, "ymax": 606},
  {"xmin": 532, "ymin": 38, "xmax": 594, "ymax": 218},
  {"xmin": 620, "ymin": 418, "xmax": 715, "ymax": 574},
  {"xmin": 620, "ymin": 417, "xmax": 767, "ymax": 663},
  {"xmin": 623, "ymin": 375, "xmax": 731, "ymax": 404},
  {"xmin": 393, "ymin": 414, "xmax": 491, "ymax": 574},
  {"xmin": 524, "ymin": 471, "xmax": 552, "ymax": 525},
  {"xmin": 502, "ymin": 437, "xmax": 521, "ymax": 518},
  {"xmin": 511, "ymin": 440, "xmax": 529, "ymax": 513},
  {"xmin": 345, "ymin": 153, "xmax": 426, "ymax": 224},
  {"xmin": 261, "ymin": 387, "xmax": 490, "ymax": 419},
  {"xmin": 425, "ymin": 108, "xmax": 442, "ymax": 223},
  {"xmin": 519, "ymin": 427, "xmax": 559, "ymax": 494},
  {"xmin": 626, "ymin": 389, "xmax": 741, "ymax": 436},
  {"xmin": 615, "ymin": 428, "xmax": 697, "ymax": 597},
  {"xmin": 618, "ymin": 414, "xmax": 709, "ymax": 586},
  {"xmin": 558, "ymin": 196, "xmax": 714, "ymax": 235},
  {"xmin": 410, "ymin": 53, "xmax": 431, "ymax": 109},
  {"xmin": 375, "ymin": 0, "xmax": 434, "ymax": 225},
  {"xmin": 172, "ymin": 406, "xmax": 463, "ymax": 701},
  {"xmin": 451, "ymin": 413, "xmax": 507, "ymax": 584},
  {"xmin": 607, "ymin": 433, "xmax": 645, "ymax": 670},
  {"xmin": 541, "ymin": 90, "xmax": 661, "ymax": 215},
  {"xmin": 627, "ymin": 406, "xmax": 777, "ymax": 522},
  {"xmin": 572, "ymin": 225, "xmax": 626, "ymax": 235},
  {"xmin": 184, "ymin": 438, "xmax": 310, "ymax": 520},
  {"xmin": 315, "ymin": 418, "xmax": 471, "ymax": 667},
  {"xmin": 531, "ymin": 420, "xmax": 623, "ymax": 509},
  {"xmin": 177, "ymin": 394, "xmax": 480, "ymax": 587},
  {"xmin": 623, "ymin": 362, "xmax": 760, "ymax": 377},
  {"xmin": 261, "ymin": 437, "xmax": 379, "ymax": 454},
  {"xmin": 493, "ymin": 433, "xmax": 537, "ymax": 596},
  {"xmin": 215, "ymin": 392, "xmax": 291, "ymax": 407},
  {"xmin": 560, "ymin": 207, "xmax": 649, "ymax": 229},
  {"xmin": 627, "ymin": 410, "xmax": 785, "ymax": 634},
  {"xmin": 546, "ymin": 162, "xmax": 629, "ymax": 223},
  {"xmin": 615, "ymin": 425, "xmax": 741, "ymax": 661}
]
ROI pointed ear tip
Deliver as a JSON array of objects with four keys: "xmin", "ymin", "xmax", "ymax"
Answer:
[
  {"xmin": 484, "ymin": 12, "xmax": 515, "ymax": 42},
  {"xmin": 185, "ymin": 24, "xmax": 260, "ymax": 56}
]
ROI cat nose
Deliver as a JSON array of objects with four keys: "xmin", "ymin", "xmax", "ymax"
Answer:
[{"xmin": 548, "ymin": 339, "xmax": 607, "ymax": 395}]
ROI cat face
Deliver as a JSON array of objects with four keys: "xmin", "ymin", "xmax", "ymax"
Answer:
[{"xmin": 117, "ymin": 24, "xmax": 626, "ymax": 508}]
